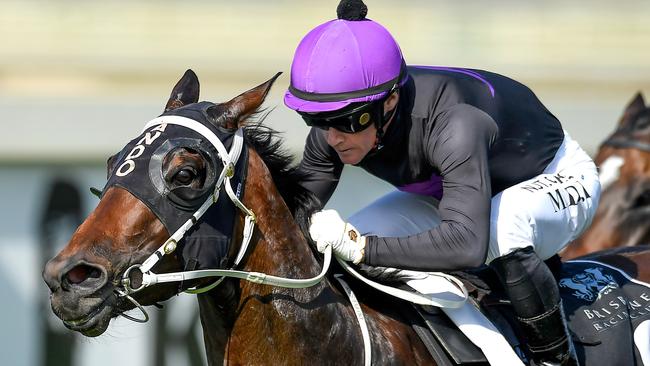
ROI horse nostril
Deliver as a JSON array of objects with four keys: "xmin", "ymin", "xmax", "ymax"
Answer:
[
  {"xmin": 43, "ymin": 258, "xmax": 66, "ymax": 292},
  {"xmin": 63, "ymin": 263, "xmax": 105, "ymax": 289}
]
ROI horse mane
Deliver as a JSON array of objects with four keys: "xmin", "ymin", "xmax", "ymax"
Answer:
[{"xmin": 240, "ymin": 113, "xmax": 322, "ymax": 242}]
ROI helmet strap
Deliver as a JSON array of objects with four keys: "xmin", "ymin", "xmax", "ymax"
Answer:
[
  {"xmin": 374, "ymin": 91, "xmax": 399, "ymax": 151},
  {"xmin": 375, "ymin": 122, "xmax": 385, "ymax": 151}
]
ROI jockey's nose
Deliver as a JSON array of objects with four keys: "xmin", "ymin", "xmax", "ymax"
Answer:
[
  {"xmin": 326, "ymin": 128, "xmax": 346, "ymax": 146},
  {"xmin": 43, "ymin": 256, "xmax": 108, "ymax": 293}
]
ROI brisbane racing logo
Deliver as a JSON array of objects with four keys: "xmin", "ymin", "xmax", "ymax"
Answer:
[
  {"xmin": 559, "ymin": 267, "xmax": 618, "ymax": 301},
  {"xmin": 559, "ymin": 263, "xmax": 650, "ymax": 335}
]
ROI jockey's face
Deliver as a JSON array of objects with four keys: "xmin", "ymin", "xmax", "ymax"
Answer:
[
  {"xmin": 325, "ymin": 92, "xmax": 399, "ymax": 165},
  {"xmin": 325, "ymin": 121, "xmax": 378, "ymax": 164}
]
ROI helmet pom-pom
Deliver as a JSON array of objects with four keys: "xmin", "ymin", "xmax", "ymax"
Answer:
[{"xmin": 337, "ymin": 0, "xmax": 368, "ymax": 21}]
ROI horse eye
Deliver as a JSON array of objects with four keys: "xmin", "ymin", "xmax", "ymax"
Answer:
[
  {"xmin": 174, "ymin": 168, "xmax": 197, "ymax": 185},
  {"xmin": 632, "ymin": 189, "xmax": 650, "ymax": 210},
  {"xmin": 635, "ymin": 116, "xmax": 650, "ymax": 130}
]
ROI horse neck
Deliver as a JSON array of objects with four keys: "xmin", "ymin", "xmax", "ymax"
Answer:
[
  {"xmin": 198, "ymin": 149, "xmax": 363, "ymax": 364},
  {"xmin": 240, "ymin": 149, "xmax": 322, "ymax": 280}
]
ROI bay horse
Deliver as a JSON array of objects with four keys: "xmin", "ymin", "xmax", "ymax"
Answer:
[
  {"xmin": 42, "ymin": 70, "xmax": 434, "ymax": 365},
  {"xmin": 43, "ymin": 71, "xmax": 650, "ymax": 365},
  {"xmin": 562, "ymin": 93, "xmax": 650, "ymax": 259}
]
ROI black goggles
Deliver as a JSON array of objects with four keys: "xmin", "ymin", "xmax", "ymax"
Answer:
[{"xmin": 298, "ymin": 101, "xmax": 384, "ymax": 134}]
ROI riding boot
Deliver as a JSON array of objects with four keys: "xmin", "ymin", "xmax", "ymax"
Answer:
[
  {"xmin": 517, "ymin": 300, "xmax": 578, "ymax": 366},
  {"xmin": 491, "ymin": 246, "xmax": 579, "ymax": 366}
]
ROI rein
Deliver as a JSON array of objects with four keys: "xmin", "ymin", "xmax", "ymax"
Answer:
[{"xmin": 112, "ymin": 116, "xmax": 467, "ymax": 366}]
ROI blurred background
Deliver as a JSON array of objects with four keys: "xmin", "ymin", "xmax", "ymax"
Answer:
[{"xmin": 1, "ymin": 1, "xmax": 649, "ymax": 365}]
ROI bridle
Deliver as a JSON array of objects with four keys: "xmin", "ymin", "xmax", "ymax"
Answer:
[
  {"xmin": 108, "ymin": 114, "xmax": 469, "ymax": 366},
  {"xmin": 594, "ymin": 134, "xmax": 650, "ymax": 192},
  {"xmin": 602, "ymin": 136, "xmax": 650, "ymax": 153},
  {"xmin": 602, "ymin": 115, "xmax": 650, "ymax": 153},
  {"xmin": 114, "ymin": 115, "xmax": 333, "ymax": 322},
  {"xmin": 112, "ymin": 115, "xmax": 468, "ymax": 329}
]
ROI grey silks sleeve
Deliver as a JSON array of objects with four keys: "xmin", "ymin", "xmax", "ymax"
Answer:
[
  {"xmin": 364, "ymin": 104, "xmax": 498, "ymax": 271},
  {"xmin": 297, "ymin": 128, "xmax": 344, "ymax": 206}
]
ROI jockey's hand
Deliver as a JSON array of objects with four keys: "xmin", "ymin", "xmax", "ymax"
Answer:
[{"xmin": 309, "ymin": 210, "xmax": 365, "ymax": 264}]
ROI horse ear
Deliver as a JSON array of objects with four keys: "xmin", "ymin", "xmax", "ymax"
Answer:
[
  {"xmin": 619, "ymin": 92, "xmax": 646, "ymax": 126},
  {"xmin": 165, "ymin": 69, "xmax": 200, "ymax": 112},
  {"xmin": 220, "ymin": 72, "xmax": 282, "ymax": 129}
]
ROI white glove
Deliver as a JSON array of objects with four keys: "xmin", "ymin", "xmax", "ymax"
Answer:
[{"xmin": 309, "ymin": 210, "xmax": 366, "ymax": 264}]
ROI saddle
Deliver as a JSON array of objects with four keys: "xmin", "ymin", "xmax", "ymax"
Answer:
[
  {"xmin": 351, "ymin": 261, "xmax": 529, "ymax": 365},
  {"xmin": 412, "ymin": 303, "xmax": 512, "ymax": 365},
  {"xmin": 355, "ymin": 255, "xmax": 650, "ymax": 366},
  {"xmin": 410, "ymin": 266, "xmax": 526, "ymax": 365}
]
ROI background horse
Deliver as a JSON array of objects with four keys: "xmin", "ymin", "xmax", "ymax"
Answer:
[
  {"xmin": 562, "ymin": 93, "xmax": 650, "ymax": 259},
  {"xmin": 43, "ymin": 71, "xmax": 650, "ymax": 365}
]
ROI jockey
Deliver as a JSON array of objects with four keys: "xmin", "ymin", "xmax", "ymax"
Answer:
[{"xmin": 285, "ymin": 1, "xmax": 600, "ymax": 365}]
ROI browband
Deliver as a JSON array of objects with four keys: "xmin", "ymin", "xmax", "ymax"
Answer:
[{"xmin": 288, "ymin": 62, "xmax": 406, "ymax": 102}]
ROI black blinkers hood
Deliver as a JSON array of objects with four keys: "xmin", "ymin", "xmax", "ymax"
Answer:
[{"xmin": 103, "ymin": 102, "xmax": 248, "ymax": 274}]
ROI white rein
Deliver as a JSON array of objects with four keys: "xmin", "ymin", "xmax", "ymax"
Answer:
[{"xmin": 112, "ymin": 115, "xmax": 468, "ymax": 366}]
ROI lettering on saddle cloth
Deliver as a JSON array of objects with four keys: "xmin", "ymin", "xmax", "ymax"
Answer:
[
  {"xmin": 558, "ymin": 261, "xmax": 650, "ymax": 364},
  {"xmin": 559, "ymin": 264, "xmax": 650, "ymax": 332}
]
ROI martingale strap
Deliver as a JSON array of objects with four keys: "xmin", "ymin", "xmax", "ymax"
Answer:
[{"xmin": 335, "ymin": 274, "xmax": 372, "ymax": 366}]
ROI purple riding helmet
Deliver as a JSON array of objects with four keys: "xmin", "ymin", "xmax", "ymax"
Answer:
[{"xmin": 284, "ymin": 0, "xmax": 407, "ymax": 140}]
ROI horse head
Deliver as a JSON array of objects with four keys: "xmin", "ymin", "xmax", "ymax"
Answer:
[
  {"xmin": 42, "ymin": 70, "xmax": 280, "ymax": 337},
  {"xmin": 562, "ymin": 93, "xmax": 650, "ymax": 258}
]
